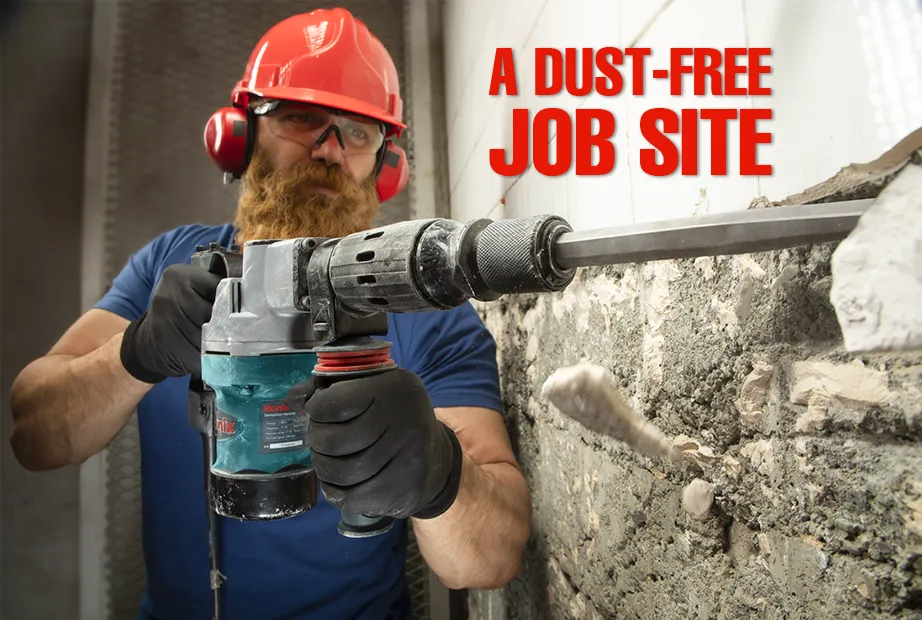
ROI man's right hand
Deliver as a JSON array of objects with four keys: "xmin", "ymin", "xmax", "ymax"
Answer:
[{"xmin": 119, "ymin": 264, "xmax": 223, "ymax": 383}]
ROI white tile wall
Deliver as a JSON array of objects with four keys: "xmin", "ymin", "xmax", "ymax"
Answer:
[
  {"xmin": 626, "ymin": 0, "xmax": 759, "ymax": 223},
  {"xmin": 745, "ymin": 0, "xmax": 922, "ymax": 200},
  {"xmin": 442, "ymin": 0, "xmax": 922, "ymax": 233},
  {"xmin": 619, "ymin": 0, "xmax": 670, "ymax": 45}
]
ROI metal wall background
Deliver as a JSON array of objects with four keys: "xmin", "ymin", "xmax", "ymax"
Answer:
[
  {"xmin": 82, "ymin": 1, "xmax": 436, "ymax": 617},
  {"xmin": 1, "ymin": 1, "xmax": 93, "ymax": 617}
]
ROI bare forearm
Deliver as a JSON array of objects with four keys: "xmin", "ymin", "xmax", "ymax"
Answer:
[
  {"xmin": 10, "ymin": 332, "xmax": 153, "ymax": 470},
  {"xmin": 413, "ymin": 454, "xmax": 531, "ymax": 590}
]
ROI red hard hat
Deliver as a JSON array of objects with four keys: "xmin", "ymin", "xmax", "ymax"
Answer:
[{"xmin": 231, "ymin": 8, "xmax": 405, "ymax": 137}]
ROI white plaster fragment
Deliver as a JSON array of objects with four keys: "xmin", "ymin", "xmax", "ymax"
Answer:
[
  {"xmin": 723, "ymin": 456, "xmax": 742, "ymax": 479},
  {"xmin": 588, "ymin": 507, "xmax": 601, "ymax": 533},
  {"xmin": 672, "ymin": 434, "xmax": 719, "ymax": 468},
  {"xmin": 795, "ymin": 393, "xmax": 829, "ymax": 432},
  {"xmin": 757, "ymin": 533, "xmax": 772, "ymax": 556},
  {"xmin": 741, "ymin": 440, "xmax": 775, "ymax": 477},
  {"xmin": 694, "ymin": 256, "xmax": 715, "ymax": 279},
  {"xmin": 770, "ymin": 265, "xmax": 799, "ymax": 291},
  {"xmin": 682, "ymin": 478, "xmax": 715, "ymax": 520},
  {"xmin": 789, "ymin": 360, "xmax": 893, "ymax": 407},
  {"xmin": 830, "ymin": 164, "xmax": 922, "ymax": 352},
  {"xmin": 549, "ymin": 267, "xmax": 639, "ymax": 325},
  {"xmin": 794, "ymin": 453, "xmax": 813, "ymax": 475},
  {"xmin": 521, "ymin": 305, "xmax": 540, "ymax": 363},
  {"xmin": 735, "ymin": 254, "xmax": 767, "ymax": 280},
  {"xmin": 735, "ymin": 362, "xmax": 774, "ymax": 430},
  {"xmin": 760, "ymin": 482, "xmax": 782, "ymax": 506},
  {"xmin": 640, "ymin": 262, "xmax": 681, "ymax": 387},
  {"xmin": 541, "ymin": 363, "xmax": 680, "ymax": 463},
  {"xmin": 715, "ymin": 298, "xmax": 738, "ymax": 329},
  {"xmin": 735, "ymin": 272, "xmax": 756, "ymax": 324},
  {"xmin": 526, "ymin": 363, "xmax": 537, "ymax": 383}
]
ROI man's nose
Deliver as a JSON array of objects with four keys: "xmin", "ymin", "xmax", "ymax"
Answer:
[{"xmin": 310, "ymin": 125, "xmax": 345, "ymax": 165}]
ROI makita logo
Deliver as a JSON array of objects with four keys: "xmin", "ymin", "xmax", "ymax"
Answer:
[
  {"xmin": 216, "ymin": 417, "xmax": 236, "ymax": 435},
  {"xmin": 263, "ymin": 403, "xmax": 291, "ymax": 413}
]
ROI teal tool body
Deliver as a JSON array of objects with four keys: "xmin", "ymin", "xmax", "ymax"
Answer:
[{"xmin": 203, "ymin": 353, "xmax": 315, "ymax": 478}]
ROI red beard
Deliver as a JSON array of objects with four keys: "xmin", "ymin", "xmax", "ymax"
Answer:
[{"xmin": 234, "ymin": 149, "xmax": 380, "ymax": 244}]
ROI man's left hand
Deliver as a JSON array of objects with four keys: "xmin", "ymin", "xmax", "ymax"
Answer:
[{"xmin": 286, "ymin": 369, "xmax": 464, "ymax": 520}]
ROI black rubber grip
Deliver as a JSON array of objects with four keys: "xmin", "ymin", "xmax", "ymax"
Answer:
[
  {"xmin": 473, "ymin": 215, "xmax": 575, "ymax": 295},
  {"xmin": 328, "ymin": 220, "xmax": 434, "ymax": 314}
]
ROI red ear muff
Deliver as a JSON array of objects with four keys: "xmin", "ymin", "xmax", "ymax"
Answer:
[
  {"xmin": 376, "ymin": 142, "xmax": 409, "ymax": 203},
  {"xmin": 204, "ymin": 106, "xmax": 250, "ymax": 178}
]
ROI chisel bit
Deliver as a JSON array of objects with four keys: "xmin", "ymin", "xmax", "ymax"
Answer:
[{"xmin": 553, "ymin": 198, "xmax": 873, "ymax": 269}]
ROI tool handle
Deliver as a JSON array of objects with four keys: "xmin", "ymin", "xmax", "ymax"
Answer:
[{"xmin": 312, "ymin": 337, "xmax": 399, "ymax": 539}]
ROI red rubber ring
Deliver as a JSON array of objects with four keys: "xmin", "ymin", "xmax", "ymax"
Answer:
[{"xmin": 314, "ymin": 348, "xmax": 396, "ymax": 374}]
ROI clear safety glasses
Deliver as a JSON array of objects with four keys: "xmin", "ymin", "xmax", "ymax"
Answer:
[{"xmin": 252, "ymin": 100, "xmax": 386, "ymax": 156}]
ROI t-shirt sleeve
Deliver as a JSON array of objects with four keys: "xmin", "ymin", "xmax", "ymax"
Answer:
[
  {"xmin": 93, "ymin": 233, "xmax": 170, "ymax": 322},
  {"xmin": 396, "ymin": 303, "xmax": 503, "ymax": 413}
]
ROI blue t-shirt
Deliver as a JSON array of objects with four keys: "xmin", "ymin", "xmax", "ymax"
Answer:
[{"xmin": 95, "ymin": 224, "xmax": 503, "ymax": 620}]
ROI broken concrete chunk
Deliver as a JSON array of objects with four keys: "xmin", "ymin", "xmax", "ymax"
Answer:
[
  {"xmin": 723, "ymin": 456, "xmax": 742, "ymax": 479},
  {"xmin": 672, "ymin": 434, "xmax": 719, "ymax": 468},
  {"xmin": 682, "ymin": 479, "xmax": 715, "ymax": 520},
  {"xmin": 740, "ymin": 440, "xmax": 775, "ymax": 477},
  {"xmin": 830, "ymin": 164, "xmax": 922, "ymax": 353},
  {"xmin": 734, "ymin": 272, "xmax": 756, "ymax": 324},
  {"xmin": 770, "ymin": 265, "xmax": 799, "ymax": 291},
  {"xmin": 789, "ymin": 360, "xmax": 893, "ymax": 407},
  {"xmin": 735, "ymin": 362, "xmax": 774, "ymax": 430},
  {"xmin": 757, "ymin": 532, "xmax": 772, "ymax": 556},
  {"xmin": 795, "ymin": 393, "xmax": 830, "ymax": 432},
  {"xmin": 735, "ymin": 254, "xmax": 767, "ymax": 280},
  {"xmin": 795, "ymin": 408, "xmax": 828, "ymax": 433}
]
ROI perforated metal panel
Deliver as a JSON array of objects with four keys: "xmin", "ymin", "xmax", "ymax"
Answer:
[
  {"xmin": 86, "ymin": 1, "xmax": 431, "ymax": 618},
  {"xmin": 406, "ymin": 525, "xmax": 432, "ymax": 620}
]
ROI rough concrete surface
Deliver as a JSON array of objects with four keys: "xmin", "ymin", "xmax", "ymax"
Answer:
[{"xmin": 468, "ymin": 240, "xmax": 922, "ymax": 618}]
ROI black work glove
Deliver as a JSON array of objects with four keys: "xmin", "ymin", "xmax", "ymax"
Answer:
[
  {"xmin": 285, "ymin": 369, "xmax": 464, "ymax": 520},
  {"xmin": 120, "ymin": 264, "xmax": 223, "ymax": 384}
]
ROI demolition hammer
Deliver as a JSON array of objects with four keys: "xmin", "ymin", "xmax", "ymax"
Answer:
[{"xmin": 187, "ymin": 200, "xmax": 869, "ymax": 619}]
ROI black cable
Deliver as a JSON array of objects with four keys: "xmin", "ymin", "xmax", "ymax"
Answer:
[{"xmin": 204, "ymin": 435, "xmax": 224, "ymax": 620}]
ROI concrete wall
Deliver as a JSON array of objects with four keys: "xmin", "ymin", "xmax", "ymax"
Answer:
[
  {"xmin": 0, "ymin": 0, "xmax": 94, "ymax": 617},
  {"xmin": 442, "ymin": 0, "xmax": 922, "ymax": 618}
]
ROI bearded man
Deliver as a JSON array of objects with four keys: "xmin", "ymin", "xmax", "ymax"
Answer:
[{"xmin": 9, "ymin": 9, "xmax": 531, "ymax": 620}]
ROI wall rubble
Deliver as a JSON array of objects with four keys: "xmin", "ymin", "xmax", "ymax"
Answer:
[{"xmin": 468, "ymin": 171, "xmax": 922, "ymax": 617}]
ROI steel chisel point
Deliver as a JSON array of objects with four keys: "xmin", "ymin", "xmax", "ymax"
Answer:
[{"xmin": 552, "ymin": 199, "xmax": 874, "ymax": 268}]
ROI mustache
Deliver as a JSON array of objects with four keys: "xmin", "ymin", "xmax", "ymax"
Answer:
[
  {"xmin": 265, "ymin": 158, "xmax": 355, "ymax": 196},
  {"xmin": 232, "ymin": 147, "xmax": 381, "ymax": 245}
]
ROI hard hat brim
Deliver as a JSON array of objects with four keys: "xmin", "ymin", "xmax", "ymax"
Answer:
[{"xmin": 250, "ymin": 86, "xmax": 406, "ymax": 136}]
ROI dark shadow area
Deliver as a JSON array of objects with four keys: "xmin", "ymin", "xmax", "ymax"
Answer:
[{"xmin": 1, "ymin": 0, "xmax": 94, "ymax": 617}]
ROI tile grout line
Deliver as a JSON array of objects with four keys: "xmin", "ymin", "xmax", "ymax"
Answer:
[
  {"xmin": 449, "ymin": 0, "xmax": 551, "ymax": 200},
  {"xmin": 739, "ymin": 0, "xmax": 763, "ymax": 202}
]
